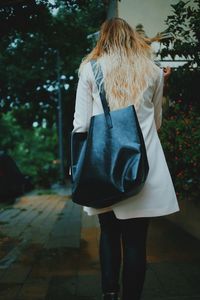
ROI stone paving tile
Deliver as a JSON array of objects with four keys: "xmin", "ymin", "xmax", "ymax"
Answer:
[
  {"xmin": 0, "ymin": 207, "xmax": 22, "ymax": 224},
  {"xmin": 143, "ymin": 262, "xmax": 200, "ymax": 299},
  {"xmin": 32, "ymin": 198, "xmax": 67, "ymax": 246},
  {"xmin": 45, "ymin": 275, "xmax": 77, "ymax": 299},
  {"xmin": 0, "ymin": 269, "xmax": 6, "ymax": 280},
  {"xmin": 141, "ymin": 297, "xmax": 200, "ymax": 300},
  {"xmin": 47, "ymin": 296, "xmax": 97, "ymax": 300},
  {"xmin": 1, "ymin": 196, "xmax": 61, "ymax": 241},
  {"xmin": 176, "ymin": 261, "xmax": 200, "ymax": 294},
  {"xmin": 0, "ymin": 283, "xmax": 22, "ymax": 300},
  {"xmin": 147, "ymin": 217, "xmax": 200, "ymax": 262},
  {"xmin": 45, "ymin": 200, "xmax": 81, "ymax": 249},
  {"xmin": 76, "ymin": 274, "xmax": 101, "ymax": 298},
  {"xmin": 0, "ymin": 263, "xmax": 31, "ymax": 284},
  {"xmin": 25, "ymin": 195, "xmax": 65, "ymax": 243},
  {"xmin": 1, "ymin": 190, "xmax": 200, "ymax": 300},
  {"xmin": 15, "ymin": 279, "xmax": 49, "ymax": 300},
  {"xmin": 150, "ymin": 262, "xmax": 193, "ymax": 297},
  {"xmin": 142, "ymin": 265, "xmax": 163, "ymax": 298}
]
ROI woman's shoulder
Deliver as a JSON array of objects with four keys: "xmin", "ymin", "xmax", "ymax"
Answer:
[{"xmin": 79, "ymin": 61, "xmax": 93, "ymax": 79}]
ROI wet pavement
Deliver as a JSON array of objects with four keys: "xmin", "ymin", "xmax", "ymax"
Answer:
[{"xmin": 0, "ymin": 187, "xmax": 200, "ymax": 300}]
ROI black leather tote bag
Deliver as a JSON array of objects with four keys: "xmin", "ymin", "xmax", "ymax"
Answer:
[{"xmin": 70, "ymin": 60, "xmax": 149, "ymax": 208}]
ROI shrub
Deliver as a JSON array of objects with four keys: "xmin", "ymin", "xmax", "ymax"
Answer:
[
  {"xmin": 159, "ymin": 100, "xmax": 200, "ymax": 202},
  {"xmin": 0, "ymin": 112, "xmax": 59, "ymax": 187}
]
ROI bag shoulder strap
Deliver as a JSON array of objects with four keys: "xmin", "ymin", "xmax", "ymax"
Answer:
[{"xmin": 90, "ymin": 60, "xmax": 113, "ymax": 129}]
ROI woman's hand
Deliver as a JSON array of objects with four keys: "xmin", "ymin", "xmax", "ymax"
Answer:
[
  {"xmin": 163, "ymin": 66, "xmax": 171, "ymax": 83},
  {"xmin": 163, "ymin": 66, "xmax": 171, "ymax": 96}
]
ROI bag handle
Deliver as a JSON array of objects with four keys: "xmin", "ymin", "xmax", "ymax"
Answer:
[{"xmin": 90, "ymin": 60, "xmax": 113, "ymax": 129}]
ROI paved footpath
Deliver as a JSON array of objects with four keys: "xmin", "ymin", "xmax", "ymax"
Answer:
[{"xmin": 0, "ymin": 187, "xmax": 200, "ymax": 300}]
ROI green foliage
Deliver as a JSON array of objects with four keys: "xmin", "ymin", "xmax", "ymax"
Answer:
[
  {"xmin": 0, "ymin": 0, "xmax": 106, "ymax": 127},
  {"xmin": 162, "ymin": 0, "xmax": 199, "ymax": 64},
  {"xmin": 158, "ymin": 0, "xmax": 200, "ymax": 202},
  {"xmin": 0, "ymin": 0, "xmax": 106, "ymax": 186},
  {"xmin": 0, "ymin": 112, "xmax": 59, "ymax": 187},
  {"xmin": 160, "ymin": 101, "xmax": 200, "ymax": 202},
  {"xmin": 160, "ymin": 0, "xmax": 200, "ymax": 108}
]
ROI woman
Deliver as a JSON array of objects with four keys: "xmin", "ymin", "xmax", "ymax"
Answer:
[{"xmin": 73, "ymin": 18, "xmax": 179, "ymax": 300}]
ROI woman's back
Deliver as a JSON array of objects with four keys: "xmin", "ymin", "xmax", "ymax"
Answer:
[{"xmin": 73, "ymin": 18, "xmax": 179, "ymax": 218}]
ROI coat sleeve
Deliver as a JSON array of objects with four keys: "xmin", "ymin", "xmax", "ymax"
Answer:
[
  {"xmin": 152, "ymin": 69, "xmax": 164, "ymax": 130},
  {"xmin": 73, "ymin": 63, "xmax": 93, "ymax": 132}
]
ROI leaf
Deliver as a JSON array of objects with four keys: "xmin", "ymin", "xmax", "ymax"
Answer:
[{"xmin": 171, "ymin": 1, "xmax": 190, "ymax": 12}]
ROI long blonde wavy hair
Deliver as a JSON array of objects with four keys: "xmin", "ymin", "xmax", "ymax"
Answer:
[{"xmin": 80, "ymin": 18, "xmax": 159, "ymax": 109}]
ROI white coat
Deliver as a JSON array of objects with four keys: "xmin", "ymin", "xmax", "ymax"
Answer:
[{"xmin": 72, "ymin": 61, "xmax": 180, "ymax": 219}]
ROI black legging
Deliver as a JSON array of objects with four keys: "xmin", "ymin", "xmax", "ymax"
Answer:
[{"xmin": 98, "ymin": 211, "xmax": 150, "ymax": 300}]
